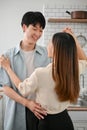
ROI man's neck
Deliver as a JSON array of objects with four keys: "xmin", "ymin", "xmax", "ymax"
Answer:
[{"xmin": 20, "ymin": 41, "xmax": 35, "ymax": 51}]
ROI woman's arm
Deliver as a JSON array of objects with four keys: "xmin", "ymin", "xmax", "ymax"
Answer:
[
  {"xmin": 0, "ymin": 56, "xmax": 47, "ymax": 119},
  {"xmin": 0, "ymin": 56, "xmax": 21, "ymax": 88},
  {"xmin": 0, "ymin": 56, "xmax": 37, "ymax": 97},
  {"xmin": 1, "ymin": 86, "xmax": 47, "ymax": 119}
]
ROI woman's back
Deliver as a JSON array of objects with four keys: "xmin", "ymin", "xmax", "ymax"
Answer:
[{"xmin": 22, "ymin": 63, "xmax": 70, "ymax": 114}]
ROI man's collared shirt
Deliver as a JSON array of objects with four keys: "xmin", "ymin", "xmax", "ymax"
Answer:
[{"xmin": 0, "ymin": 43, "xmax": 50, "ymax": 130}]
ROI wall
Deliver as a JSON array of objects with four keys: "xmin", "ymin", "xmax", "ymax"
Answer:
[
  {"xmin": 44, "ymin": 4, "xmax": 87, "ymax": 46},
  {"xmin": 43, "ymin": 4, "xmax": 87, "ymax": 91},
  {"xmin": 0, "ymin": 0, "xmax": 87, "ymax": 54}
]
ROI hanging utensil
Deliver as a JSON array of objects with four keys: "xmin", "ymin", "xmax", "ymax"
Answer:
[{"xmin": 77, "ymin": 33, "xmax": 87, "ymax": 48}]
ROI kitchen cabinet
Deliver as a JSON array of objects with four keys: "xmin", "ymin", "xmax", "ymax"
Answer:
[
  {"xmin": 74, "ymin": 121, "xmax": 87, "ymax": 130},
  {"xmin": 68, "ymin": 111, "xmax": 87, "ymax": 130},
  {"xmin": 48, "ymin": 18, "xmax": 87, "ymax": 23}
]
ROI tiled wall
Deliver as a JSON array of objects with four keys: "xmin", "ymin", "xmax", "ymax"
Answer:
[{"xmin": 43, "ymin": 4, "xmax": 87, "ymax": 91}]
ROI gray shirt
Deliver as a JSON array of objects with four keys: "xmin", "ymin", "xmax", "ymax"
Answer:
[{"xmin": 0, "ymin": 43, "xmax": 50, "ymax": 130}]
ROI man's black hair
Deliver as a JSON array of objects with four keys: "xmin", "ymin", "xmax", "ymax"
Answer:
[{"xmin": 21, "ymin": 11, "xmax": 46, "ymax": 29}]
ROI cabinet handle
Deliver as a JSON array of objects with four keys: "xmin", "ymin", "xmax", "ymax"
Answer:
[{"xmin": 0, "ymin": 95, "xmax": 3, "ymax": 100}]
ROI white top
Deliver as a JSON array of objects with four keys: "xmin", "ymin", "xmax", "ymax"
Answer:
[
  {"xmin": 21, "ymin": 49, "xmax": 35, "ymax": 76},
  {"xmin": 20, "ymin": 49, "xmax": 36, "ymax": 100},
  {"xmin": 18, "ymin": 60, "xmax": 87, "ymax": 114}
]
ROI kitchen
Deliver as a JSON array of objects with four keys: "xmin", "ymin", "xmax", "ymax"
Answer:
[{"xmin": 0, "ymin": 0, "xmax": 87, "ymax": 130}]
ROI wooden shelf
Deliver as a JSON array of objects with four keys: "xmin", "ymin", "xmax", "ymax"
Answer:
[{"xmin": 48, "ymin": 18, "xmax": 87, "ymax": 23}]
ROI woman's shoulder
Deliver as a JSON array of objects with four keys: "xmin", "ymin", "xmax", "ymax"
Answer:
[{"xmin": 35, "ymin": 63, "xmax": 52, "ymax": 74}]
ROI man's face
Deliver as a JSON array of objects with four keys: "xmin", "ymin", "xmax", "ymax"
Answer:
[{"xmin": 22, "ymin": 24, "xmax": 43, "ymax": 46}]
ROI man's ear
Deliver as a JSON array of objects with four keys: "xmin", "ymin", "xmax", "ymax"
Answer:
[{"xmin": 22, "ymin": 24, "xmax": 27, "ymax": 32}]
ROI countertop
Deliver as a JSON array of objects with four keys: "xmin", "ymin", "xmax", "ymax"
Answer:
[
  {"xmin": 67, "ymin": 106, "xmax": 87, "ymax": 111},
  {"xmin": 67, "ymin": 97, "xmax": 87, "ymax": 111}
]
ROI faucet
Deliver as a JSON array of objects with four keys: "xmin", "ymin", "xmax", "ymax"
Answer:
[{"xmin": 80, "ymin": 74, "xmax": 84, "ymax": 88}]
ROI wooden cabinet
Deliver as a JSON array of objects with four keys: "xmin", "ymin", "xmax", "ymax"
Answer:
[{"xmin": 68, "ymin": 111, "xmax": 87, "ymax": 130}]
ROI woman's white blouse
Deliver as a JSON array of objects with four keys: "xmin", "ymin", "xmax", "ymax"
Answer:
[{"xmin": 18, "ymin": 60, "xmax": 87, "ymax": 114}]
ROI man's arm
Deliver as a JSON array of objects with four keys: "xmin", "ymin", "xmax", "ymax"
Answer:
[
  {"xmin": 0, "ymin": 86, "xmax": 47, "ymax": 119},
  {"xmin": 63, "ymin": 27, "xmax": 87, "ymax": 60},
  {"xmin": 73, "ymin": 34, "xmax": 87, "ymax": 60}
]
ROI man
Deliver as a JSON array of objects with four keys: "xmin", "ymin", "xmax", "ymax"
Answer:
[{"xmin": 0, "ymin": 11, "xmax": 50, "ymax": 130}]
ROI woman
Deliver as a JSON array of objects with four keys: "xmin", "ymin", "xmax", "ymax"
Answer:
[{"xmin": 0, "ymin": 32, "xmax": 82, "ymax": 130}]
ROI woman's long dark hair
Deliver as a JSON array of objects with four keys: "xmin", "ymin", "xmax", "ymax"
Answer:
[{"xmin": 52, "ymin": 32, "xmax": 80, "ymax": 103}]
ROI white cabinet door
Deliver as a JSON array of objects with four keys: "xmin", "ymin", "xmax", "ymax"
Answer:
[
  {"xmin": 74, "ymin": 121, "xmax": 87, "ymax": 130},
  {"xmin": 69, "ymin": 111, "xmax": 87, "ymax": 130}
]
